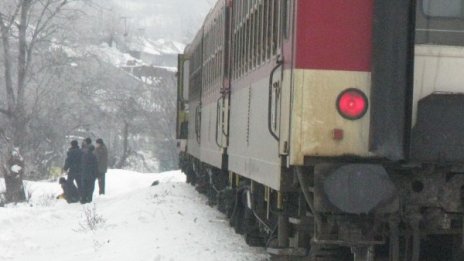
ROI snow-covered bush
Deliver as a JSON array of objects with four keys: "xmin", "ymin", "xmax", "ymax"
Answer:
[
  {"xmin": 23, "ymin": 181, "xmax": 61, "ymax": 207},
  {"xmin": 79, "ymin": 203, "xmax": 106, "ymax": 232},
  {"xmin": 32, "ymin": 194, "xmax": 57, "ymax": 207}
]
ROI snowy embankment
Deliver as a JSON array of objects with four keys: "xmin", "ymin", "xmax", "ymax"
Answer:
[{"xmin": 0, "ymin": 170, "xmax": 268, "ymax": 261}]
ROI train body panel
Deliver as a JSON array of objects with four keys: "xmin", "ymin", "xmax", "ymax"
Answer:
[
  {"xmin": 199, "ymin": 101, "xmax": 223, "ymax": 167},
  {"xmin": 199, "ymin": 0, "xmax": 229, "ymax": 169},
  {"xmin": 288, "ymin": 0, "xmax": 375, "ymax": 165},
  {"xmin": 410, "ymin": 1, "xmax": 464, "ymax": 164},
  {"xmin": 226, "ymin": 0, "xmax": 289, "ymax": 190},
  {"xmin": 185, "ymin": 29, "xmax": 204, "ymax": 162},
  {"xmin": 228, "ymin": 62, "xmax": 282, "ymax": 190},
  {"xmin": 289, "ymin": 70, "xmax": 372, "ymax": 165},
  {"xmin": 413, "ymin": 45, "xmax": 464, "ymax": 124},
  {"xmin": 414, "ymin": 0, "xmax": 464, "ymax": 118},
  {"xmin": 294, "ymin": 0, "xmax": 373, "ymax": 72}
]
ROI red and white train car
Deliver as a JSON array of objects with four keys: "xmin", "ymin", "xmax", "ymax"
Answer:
[{"xmin": 176, "ymin": 0, "xmax": 464, "ymax": 260}]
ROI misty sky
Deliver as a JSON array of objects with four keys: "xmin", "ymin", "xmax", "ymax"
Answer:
[{"xmin": 108, "ymin": 0, "xmax": 214, "ymax": 43}]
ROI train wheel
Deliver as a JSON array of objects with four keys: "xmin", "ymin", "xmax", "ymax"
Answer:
[
  {"xmin": 230, "ymin": 186, "xmax": 246, "ymax": 234},
  {"xmin": 186, "ymin": 166, "xmax": 196, "ymax": 185},
  {"xmin": 218, "ymin": 188, "xmax": 235, "ymax": 219}
]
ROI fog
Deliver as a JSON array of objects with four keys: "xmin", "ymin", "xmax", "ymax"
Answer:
[{"xmin": 102, "ymin": 0, "xmax": 215, "ymax": 42}]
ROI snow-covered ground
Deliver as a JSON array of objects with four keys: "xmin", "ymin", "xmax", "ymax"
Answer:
[{"xmin": 0, "ymin": 170, "xmax": 268, "ymax": 261}]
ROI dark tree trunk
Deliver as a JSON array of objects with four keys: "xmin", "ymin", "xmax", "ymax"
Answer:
[
  {"xmin": 0, "ymin": 1, "xmax": 32, "ymax": 204},
  {"xmin": 116, "ymin": 121, "xmax": 130, "ymax": 168},
  {"xmin": 3, "ymin": 148, "xmax": 26, "ymax": 203}
]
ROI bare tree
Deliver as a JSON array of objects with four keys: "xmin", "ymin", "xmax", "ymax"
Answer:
[{"xmin": 0, "ymin": 0, "xmax": 85, "ymax": 202}]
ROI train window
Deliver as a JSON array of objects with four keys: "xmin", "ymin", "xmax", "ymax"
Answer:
[
  {"xmin": 240, "ymin": 23, "xmax": 244, "ymax": 76},
  {"xmin": 241, "ymin": 20, "xmax": 245, "ymax": 75},
  {"xmin": 263, "ymin": 0, "xmax": 269, "ymax": 62},
  {"xmin": 253, "ymin": 10, "xmax": 258, "ymax": 68},
  {"xmin": 266, "ymin": 0, "xmax": 272, "ymax": 60},
  {"xmin": 235, "ymin": 33, "xmax": 239, "ymax": 78},
  {"xmin": 245, "ymin": 14, "xmax": 249, "ymax": 72},
  {"xmin": 258, "ymin": 1, "xmax": 263, "ymax": 65},
  {"xmin": 243, "ymin": 20, "xmax": 247, "ymax": 75},
  {"xmin": 238, "ymin": 24, "xmax": 241, "ymax": 77},
  {"xmin": 272, "ymin": 0, "xmax": 279, "ymax": 55},
  {"xmin": 251, "ymin": 10, "xmax": 255, "ymax": 69},
  {"xmin": 282, "ymin": 0, "xmax": 290, "ymax": 39},
  {"xmin": 423, "ymin": 0, "xmax": 464, "ymax": 18}
]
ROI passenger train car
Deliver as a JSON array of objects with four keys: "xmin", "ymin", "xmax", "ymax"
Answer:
[{"xmin": 176, "ymin": 0, "xmax": 464, "ymax": 260}]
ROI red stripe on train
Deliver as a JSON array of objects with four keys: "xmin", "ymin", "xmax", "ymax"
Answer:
[{"xmin": 295, "ymin": 0, "xmax": 373, "ymax": 72}]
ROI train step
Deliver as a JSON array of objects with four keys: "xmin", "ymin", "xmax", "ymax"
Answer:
[{"xmin": 267, "ymin": 247, "xmax": 308, "ymax": 257}]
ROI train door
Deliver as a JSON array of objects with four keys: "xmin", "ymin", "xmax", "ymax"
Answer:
[
  {"xmin": 200, "ymin": 3, "xmax": 228, "ymax": 169},
  {"xmin": 277, "ymin": 0, "xmax": 295, "ymax": 159},
  {"xmin": 186, "ymin": 31, "xmax": 204, "ymax": 162},
  {"xmin": 176, "ymin": 54, "xmax": 190, "ymax": 154},
  {"xmin": 268, "ymin": 0, "xmax": 285, "ymax": 147},
  {"xmin": 216, "ymin": 1, "xmax": 232, "ymax": 155}
]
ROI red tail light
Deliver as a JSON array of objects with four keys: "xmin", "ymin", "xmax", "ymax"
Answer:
[{"xmin": 336, "ymin": 88, "xmax": 368, "ymax": 120}]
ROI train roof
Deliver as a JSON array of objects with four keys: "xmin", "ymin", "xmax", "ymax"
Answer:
[
  {"xmin": 184, "ymin": 0, "xmax": 229, "ymax": 56},
  {"xmin": 203, "ymin": 0, "xmax": 227, "ymax": 31}
]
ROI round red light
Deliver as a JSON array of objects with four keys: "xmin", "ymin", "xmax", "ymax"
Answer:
[{"xmin": 336, "ymin": 89, "xmax": 368, "ymax": 120}]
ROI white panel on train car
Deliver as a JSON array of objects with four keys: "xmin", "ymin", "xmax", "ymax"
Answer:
[{"xmin": 414, "ymin": 45, "xmax": 464, "ymax": 123}]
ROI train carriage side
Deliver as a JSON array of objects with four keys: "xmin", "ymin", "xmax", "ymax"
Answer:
[
  {"xmin": 177, "ymin": 0, "xmax": 464, "ymax": 260},
  {"xmin": 176, "ymin": 53, "xmax": 189, "ymax": 172},
  {"xmin": 184, "ymin": 29, "xmax": 204, "ymax": 172},
  {"xmin": 200, "ymin": 0, "xmax": 231, "ymax": 170},
  {"xmin": 228, "ymin": 0, "xmax": 290, "ymax": 191}
]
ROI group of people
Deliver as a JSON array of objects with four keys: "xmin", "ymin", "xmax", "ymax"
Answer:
[{"xmin": 60, "ymin": 138, "xmax": 108, "ymax": 204}]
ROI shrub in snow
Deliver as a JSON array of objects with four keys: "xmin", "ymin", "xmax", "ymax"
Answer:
[
  {"xmin": 79, "ymin": 203, "xmax": 106, "ymax": 232},
  {"xmin": 23, "ymin": 182, "xmax": 57, "ymax": 207},
  {"xmin": 32, "ymin": 194, "xmax": 57, "ymax": 207}
]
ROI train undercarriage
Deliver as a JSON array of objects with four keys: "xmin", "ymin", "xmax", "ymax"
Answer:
[{"xmin": 180, "ymin": 153, "xmax": 464, "ymax": 261}]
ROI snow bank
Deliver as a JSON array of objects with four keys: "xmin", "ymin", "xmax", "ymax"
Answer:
[{"xmin": 0, "ymin": 169, "xmax": 268, "ymax": 261}]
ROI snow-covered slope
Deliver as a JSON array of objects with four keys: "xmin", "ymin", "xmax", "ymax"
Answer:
[
  {"xmin": 55, "ymin": 36, "xmax": 184, "ymax": 69},
  {"xmin": 128, "ymin": 37, "xmax": 186, "ymax": 56},
  {"xmin": 0, "ymin": 170, "xmax": 268, "ymax": 261}
]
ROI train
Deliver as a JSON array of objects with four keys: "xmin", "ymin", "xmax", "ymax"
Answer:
[{"xmin": 176, "ymin": 0, "xmax": 464, "ymax": 260}]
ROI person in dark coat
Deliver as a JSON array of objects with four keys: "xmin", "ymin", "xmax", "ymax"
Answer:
[
  {"xmin": 58, "ymin": 177, "xmax": 79, "ymax": 203},
  {"xmin": 63, "ymin": 140, "xmax": 82, "ymax": 194},
  {"xmin": 80, "ymin": 145, "xmax": 98, "ymax": 204},
  {"xmin": 81, "ymin": 138, "xmax": 92, "ymax": 152},
  {"xmin": 94, "ymin": 138, "xmax": 108, "ymax": 195}
]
